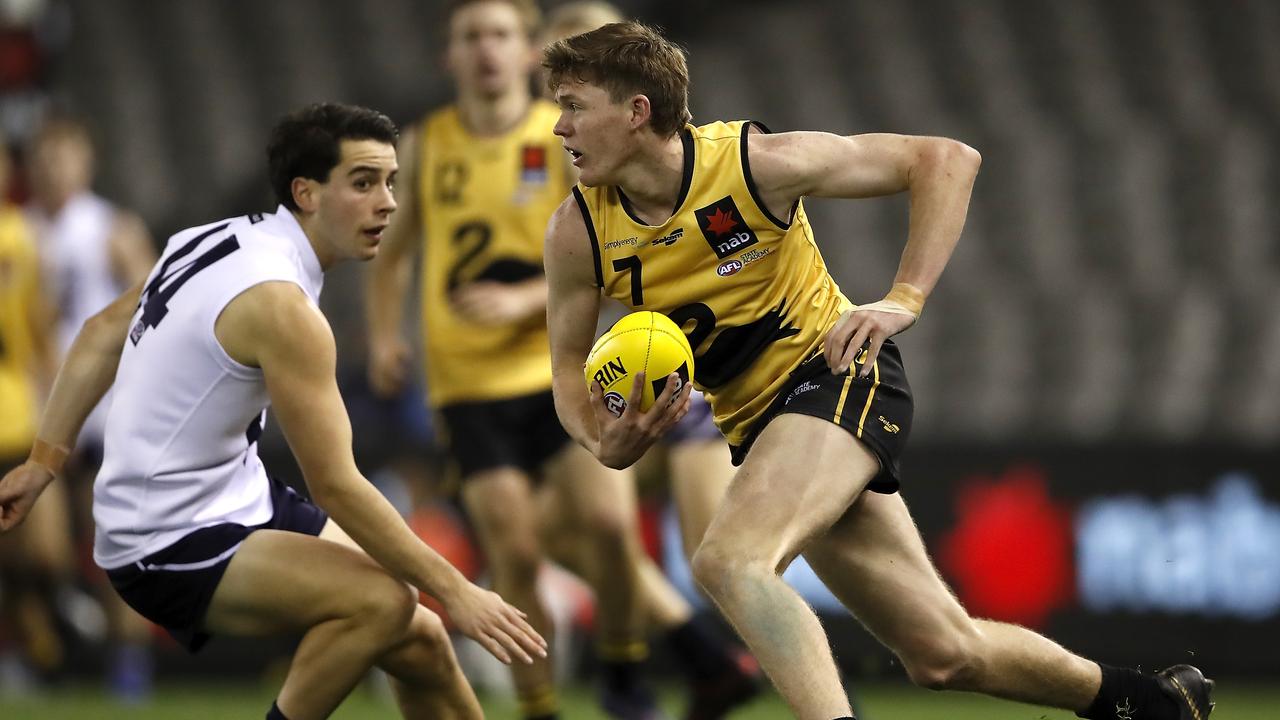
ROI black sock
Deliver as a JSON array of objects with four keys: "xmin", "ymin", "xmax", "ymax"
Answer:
[
  {"xmin": 526, "ymin": 714, "xmax": 559, "ymax": 720},
  {"xmin": 600, "ymin": 658, "xmax": 645, "ymax": 694},
  {"xmin": 1079, "ymin": 664, "xmax": 1178, "ymax": 720},
  {"xmin": 665, "ymin": 616, "xmax": 735, "ymax": 680},
  {"xmin": 266, "ymin": 700, "xmax": 289, "ymax": 720},
  {"xmin": 601, "ymin": 658, "xmax": 642, "ymax": 692},
  {"xmin": 597, "ymin": 638, "xmax": 648, "ymax": 695}
]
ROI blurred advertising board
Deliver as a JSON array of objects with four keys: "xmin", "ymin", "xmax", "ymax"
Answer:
[
  {"xmin": 909, "ymin": 446, "xmax": 1277, "ymax": 676},
  {"xmin": 665, "ymin": 446, "xmax": 1280, "ymax": 677}
]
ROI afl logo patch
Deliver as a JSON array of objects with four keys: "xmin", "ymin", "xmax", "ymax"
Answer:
[
  {"xmin": 717, "ymin": 259, "xmax": 742, "ymax": 277},
  {"xmin": 603, "ymin": 391, "xmax": 627, "ymax": 417}
]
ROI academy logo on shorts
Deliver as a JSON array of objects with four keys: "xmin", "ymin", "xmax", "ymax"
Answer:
[
  {"xmin": 785, "ymin": 380, "xmax": 819, "ymax": 405},
  {"xmin": 603, "ymin": 391, "xmax": 627, "ymax": 417},
  {"xmin": 695, "ymin": 196, "xmax": 758, "ymax": 259}
]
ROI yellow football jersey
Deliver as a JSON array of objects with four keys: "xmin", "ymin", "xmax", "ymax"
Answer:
[
  {"xmin": 418, "ymin": 100, "xmax": 573, "ymax": 407},
  {"xmin": 0, "ymin": 205, "xmax": 40, "ymax": 457},
  {"xmin": 574, "ymin": 120, "xmax": 853, "ymax": 445}
]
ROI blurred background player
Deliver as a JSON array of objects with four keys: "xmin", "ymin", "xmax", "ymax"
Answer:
[
  {"xmin": 23, "ymin": 113, "xmax": 158, "ymax": 699},
  {"xmin": 366, "ymin": 2, "xmax": 643, "ymax": 716},
  {"xmin": 26, "ymin": 113, "xmax": 155, "ymax": 372},
  {"xmin": 0, "ymin": 128, "xmax": 62, "ymax": 690},
  {"xmin": 366, "ymin": 2, "xmax": 751, "ymax": 718}
]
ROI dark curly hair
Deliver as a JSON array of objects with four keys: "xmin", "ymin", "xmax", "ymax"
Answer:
[{"xmin": 267, "ymin": 103, "xmax": 398, "ymax": 211}]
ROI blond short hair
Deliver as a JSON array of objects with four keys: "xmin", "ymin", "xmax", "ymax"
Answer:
[{"xmin": 544, "ymin": 21, "xmax": 692, "ymax": 137}]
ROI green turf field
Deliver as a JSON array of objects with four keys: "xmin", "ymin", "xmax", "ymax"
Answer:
[{"xmin": 0, "ymin": 681, "xmax": 1268, "ymax": 719}]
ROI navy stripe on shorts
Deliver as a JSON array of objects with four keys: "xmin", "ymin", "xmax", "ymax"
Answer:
[{"xmin": 105, "ymin": 476, "xmax": 328, "ymax": 653}]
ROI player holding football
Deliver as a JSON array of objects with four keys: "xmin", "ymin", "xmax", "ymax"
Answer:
[
  {"xmin": 366, "ymin": 3, "xmax": 754, "ymax": 719},
  {"xmin": 541, "ymin": 20, "xmax": 1215, "ymax": 720},
  {"xmin": 538, "ymin": 0, "xmax": 749, "ymax": 577}
]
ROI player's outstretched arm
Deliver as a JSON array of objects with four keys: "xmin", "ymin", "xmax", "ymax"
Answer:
[
  {"xmin": 0, "ymin": 280, "xmax": 143, "ymax": 531},
  {"xmin": 545, "ymin": 197, "xmax": 690, "ymax": 469},
  {"xmin": 365, "ymin": 128, "xmax": 421, "ymax": 398},
  {"xmin": 749, "ymin": 130, "xmax": 981, "ymax": 375},
  {"xmin": 228, "ymin": 281, "xmax": 546, "ymax": 664}
]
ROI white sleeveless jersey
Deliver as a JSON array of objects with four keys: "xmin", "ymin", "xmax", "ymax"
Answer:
[
  {"xmin": 93, "ymin": 206, "xmax": 324, "ymax": 569},
  {"xmin": 27, "ymin": 193, "xmax": 126, "ymax": 443}
]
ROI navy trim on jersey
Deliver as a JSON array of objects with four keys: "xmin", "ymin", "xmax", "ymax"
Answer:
[
  {"xmin": 740, "ymin": 121, "xmax": 793, "ymax": 230},
  {"xmin": 616, "ymin": 128, "xmax": 696, "ymax": 227},
  {"xmin": 675, "ymin": 127, "xmax": 695, "ymax": 212},
  {"xmin": 572, "ymin": 186, "xmax": 605, "ymax": 288}
]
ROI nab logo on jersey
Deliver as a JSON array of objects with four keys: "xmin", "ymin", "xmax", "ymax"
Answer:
[{"xmin": 695, "ymin": 196, "xmax": 758, "ymax": 259}]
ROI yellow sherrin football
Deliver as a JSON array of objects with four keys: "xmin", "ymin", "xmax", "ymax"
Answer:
[{"xmin": 584, "ymin": 311, "xmax": 694, "ymax": 416}]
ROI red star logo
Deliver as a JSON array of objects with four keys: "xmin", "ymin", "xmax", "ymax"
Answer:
[
  {"xmin": 938, "ymin": 465, "xmax": 1074, "ymax": 629},
  {"xmin": 522, "ymin": 146, "xmax": 546, "ymax": 170},
  {"xmin": 706, "ymin": 207, "xmax": 738, "ymax": 236}
]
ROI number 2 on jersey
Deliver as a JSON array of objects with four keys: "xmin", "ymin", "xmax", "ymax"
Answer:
[{"xmin": 446, "ymin": 221, "xmax": 493, "ymax": 290}]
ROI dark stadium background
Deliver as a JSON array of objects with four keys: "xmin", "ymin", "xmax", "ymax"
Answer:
[{"xmin": 2, "ymin": 0, "xmax": 1276, "ymax": 716}]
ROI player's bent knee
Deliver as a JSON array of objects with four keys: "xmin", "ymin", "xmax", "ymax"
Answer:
[
  {"xmin": 690, "ymin": 542, "xmax": 771, "ymax": 598},
  {"xmin": 579, "ymin": 503, "xmax": 632, "ymax": 543},
  {"xmin": 690, "ymin": 542, "xmax": 733, "ymax": 592},
  {"xmin": 384, "ymin": 607, "xmax": 462, "ymax": 687},
  {"xmin": 900, "ymin": 637, "xmax": 982, "ymax": 691},
  {"xmin": 354, "ymin": 574, "xmax": 419, "ymax": 641},
  {"xmin": 413, "ymin": 607, "xmax": 450, "ymax": 647},
  {"xmin": 408, "ymin": 609, "xmax": 456, "ymax": 671}
]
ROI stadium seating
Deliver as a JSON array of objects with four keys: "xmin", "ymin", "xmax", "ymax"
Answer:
[{"xmin": 59, "ymin": 0, "xmax": 1279, "ymax": 443}]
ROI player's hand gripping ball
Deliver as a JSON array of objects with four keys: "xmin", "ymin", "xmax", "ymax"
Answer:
[{"xmin": 585, "ymin": 311, "xmax": 694, "ymax": 417}]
